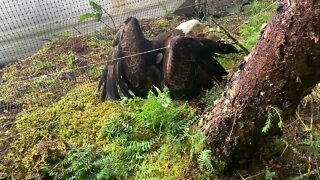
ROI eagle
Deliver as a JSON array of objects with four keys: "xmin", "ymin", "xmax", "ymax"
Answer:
[
  {"xmin": 99, "ymin": 17, "xmax": 239, "ymax": 101},
  {"xmin": 99, "ymin": 17, "xmax": 162, "ymax": 101},
  {"xmin": 153, "ymin": 20, "xmax": 240, "ymax": 100}
]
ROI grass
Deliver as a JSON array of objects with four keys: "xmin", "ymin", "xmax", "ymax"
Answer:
[
  {"xmin": 34, "ymin": 60, "xmax": 55, "ymax": 71},
  {"xmin": 239, "ymin": 0, "xmax": 277, "ymax": 50}
]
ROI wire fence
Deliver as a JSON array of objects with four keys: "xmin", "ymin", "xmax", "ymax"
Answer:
[
  {"xmin": 0, "ymin": 0, "xmax": 210, "ymax": 117},
  {"xmin": 0, "ymin": 0, "xmax": 195, "ymax": 65},
  {"xmin": 0, "ymin": 0, "xmax": 279, "ymax": 118}
]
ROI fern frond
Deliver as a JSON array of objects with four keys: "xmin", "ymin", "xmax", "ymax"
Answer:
[{"xmin": 198, "ymin": 149, "xmax": 214, "ymax": 172}]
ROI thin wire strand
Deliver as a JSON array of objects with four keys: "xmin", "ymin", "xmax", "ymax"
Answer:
[{"xmin": 0, "ymin": 46, "xmax": 169, "ymax": 87}]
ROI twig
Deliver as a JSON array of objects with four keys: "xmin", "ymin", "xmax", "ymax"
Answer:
[
  {"xmin": 102, "ymin": 8, "xmax": 117, "ymax": 33},
  {"xmin": 208, "ymin": 18, "xmax": 250, "ymax": 55},
  {"xmin": 295, "ymin": 111, "xmax": 308, "ymax": 130},
  {"xmin": 280, "ymin": 143, "xmax": 289, "ymax": 157},
  {"xmin": 292, "ymin": 169, "xmax": 320, "ymax": 180},
  {"xmin": 72, "ymin": 26, "xmax": 82, "ymax": 35},
  {"xmin": 237, "ymin": 171, "xmax": 265, "ymax": 180},
  {"xmin": 308, "ymin": 98, "xmax": 314, "ymax": 174},
  {"xmin": 280, "ymin": 139, "xmax": 308, "ymax": 160},
  {"xmin": 99, "ymin": 20, "xmax": 113, "ymax": 30},
  {"xmin": 237, "ymin": 172, "xmax": 246, "ymax": 180},
  {"xmin": 228, "ymin": 103, "xmax": 245, "ymax": 139}
]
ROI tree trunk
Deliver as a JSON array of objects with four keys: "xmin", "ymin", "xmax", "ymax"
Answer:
[{"xmin": 200, "ymin": 0, "xmax": 320, "ymax": 168}]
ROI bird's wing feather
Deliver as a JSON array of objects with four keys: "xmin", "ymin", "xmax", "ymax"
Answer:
[
  {"xmin": 99, "ymin": 46, "xmax": 121, "ymax": 101},
  {"xmin": 182, "ymin": 37, "xmax": 229, "ymax": 78},
  {"xmin": 162, "ymin": 35, "xmax": 234, "ymax": 99},
  {"xmin": 163, "ymin": 36, "xmax": 198, "ymax": 96},
  {"xmin": 116, "ymin": 60, "xmax": 134, "ymax": 98}
]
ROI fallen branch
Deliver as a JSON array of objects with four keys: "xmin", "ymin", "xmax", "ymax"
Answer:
[{"xmin": 207, "ymin": 18, "xmax": 250, "ymax": 55}]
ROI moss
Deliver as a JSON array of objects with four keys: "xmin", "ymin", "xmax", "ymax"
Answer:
[
  {"xmin": 153, "ymin": 18, "xmax": 171, "ymax": 27},
  {"xmin": 34, "ymin": 60, "xmax": 56, "ymax": 71},
  {"xmin": 0, "ymin": 34, "xmax": 111, "ymax": 113},
  {"xmin": 4, "ymin": 82, "xmax": 122, "ymax": 178},
  {"xmin": 217, "ymin": 53, "xmax": 239, "ymax": 71},
  {"xmin": 16, "ymin": 82, "xmax": 122, "ymax": 145}
]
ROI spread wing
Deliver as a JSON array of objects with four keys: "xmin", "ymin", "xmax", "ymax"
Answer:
[
  {"xmin": 185, "ymin": 37, "xmax": 229, "ymax": 80},
  {"xmin": 162, "ymin": 36, "xmax": 232, "ymax": 100},
  {"xmin": 99, "ymin": 28, "xmax": 130, "ymax": 101}
]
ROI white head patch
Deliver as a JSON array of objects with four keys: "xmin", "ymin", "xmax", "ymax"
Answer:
[{"xmin": 175, "ymin": 19, "xmax": 203, "ymax": 36}]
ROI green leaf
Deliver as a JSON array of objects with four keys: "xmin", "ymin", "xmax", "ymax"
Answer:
[
  {"xmin": 262, "ymin": 118, "xmax": 271, "ymax": 133},
  {"xmin": 94, "ymin": 12, "xmax": 103, "ymax": 22},
  {"xmin": 89, "ymin": 0, "xmax": 102, "ymax": 12},
  {"xmin": 198, "ymin": 149, "xmax": 214, "ymax": 172},
  {"xmin": 265, "ymin": 169, "xmax": 277, "ymax": 180},
  {"xmin": 277, "ymin": 120, "xmax": 284, "ymax": 129},
  {"xmin": 79, "ymin": 13, "xmax": 95, "ymax": 22}
]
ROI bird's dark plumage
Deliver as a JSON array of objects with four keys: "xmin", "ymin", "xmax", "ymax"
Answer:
[
  {"xmin": 99, "ymin": 17, "xmax": 162, "ymax": 101},
  {"xmin": 153, "ymin": 32, "xmax": 238, "ymax": 100},
  {"xmin": 98, "ymin": 44, "xmax": 121, "ymax": 101}
]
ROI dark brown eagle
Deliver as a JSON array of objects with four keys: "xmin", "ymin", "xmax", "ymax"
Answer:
[
  {"xmin": 99, "ymin": 17, "xmax": 162, "ymax": 101},
  {"xmin": 152, "ymin": 20, "xmax": 239, "ymax": 100}
]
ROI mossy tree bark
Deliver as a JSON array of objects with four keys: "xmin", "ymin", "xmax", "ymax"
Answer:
[{"xmin": 200, "ymin": 0, "xmax": 320, "ymax": 168}]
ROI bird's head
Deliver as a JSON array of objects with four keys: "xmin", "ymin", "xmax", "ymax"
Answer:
[
  {"xmin": 123, "ymin": 17, "xmax": 144, "ymax": 38},
  {"xmin": 175, "ymin": 19, "xmax": 206, "ymax": 36}
]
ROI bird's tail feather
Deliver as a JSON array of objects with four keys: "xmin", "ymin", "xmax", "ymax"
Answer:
[
  {"xmin": 99, "ymin": 65, "xmax": 108, "ymax": 101},
  {"xmin": 106, "ymin": 63, "xmax": 120, "ymax": 100},
  {"xmin": 115, "ymin": 61, "xmax": 134, "ymax": 98}
]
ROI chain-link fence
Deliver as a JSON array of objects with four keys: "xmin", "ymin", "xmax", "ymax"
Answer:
[
  {"xmin": 0, "ymin": 0, "xmax": 209, "ymax": 116},
  {"xmin": 0, "ymin": 0, "xmax": 201, "ymax": 65}
]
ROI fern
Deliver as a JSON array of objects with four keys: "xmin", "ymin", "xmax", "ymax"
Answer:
[
  {"xmin": 94, "ymin": 154, "xmax": 132, "ymax": 179},
  {"xmin": 197, "ymin": 149, "xmax": 226, "ymax": 174},
  {"xmin": 198, "ymin": 149, "xmax": 214, "ymax": 172},
  {"xmin": 263, "ymin": 106, "xmax": 283, "ymax": 133},
  {"xmin": 47, "ymin": 145, "xmax": 100, "ymax": 179}
]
